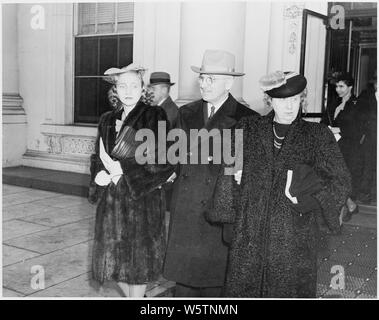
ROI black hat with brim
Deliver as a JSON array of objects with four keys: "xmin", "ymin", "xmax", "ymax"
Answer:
[
  {"xmin": 260, "ymin": 72, "xmax": 307, "ymax": 98},
  {"xmin": 148, "ymin": 72, "xmax": 175, "ymax": 87}
]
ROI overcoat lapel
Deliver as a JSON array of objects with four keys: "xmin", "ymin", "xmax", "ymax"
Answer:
[
  {"xmin": 102, "ymin": 109, "xmax": 121, "ymax": 154},
  {"xmin": 182, "ymin": 100, "xmax": 205, "ymax": 132},
  {"xmin": 118, "ymin": 101, "xmax": 149, "ymax": 134},
  {"xmin": 101, "ymin": 101, "xmax": 149, "ymax": 157},
  {"xmin": 187, "ymin": 95, "xmax": 238, "ymax": 154},
  {"xmin": 204, "ymin": 94, "xmax": 238, "ymax": 131}
]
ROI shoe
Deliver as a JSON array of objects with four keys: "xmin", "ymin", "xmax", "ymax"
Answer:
[
  {"xmin": 349, "ymin": 205, "xmax": 359, "ymax": 215},
  {"xmin": 343, "ymin": 205, "xmax": 359, "ymax": 223}
]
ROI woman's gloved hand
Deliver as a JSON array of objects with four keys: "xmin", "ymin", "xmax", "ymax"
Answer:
[
  {"xmin": 234, "ymin": 170, "xmax": 242, "ymax": 185},
  {"xmin": 95, "ymin": 170, "xmax": 112, "ymax": 186},
  {"xmin": 94, "ymin": 160, "xmax": 123, "ymax": 186},
  {"xmin": 285, "ymin": 164, "xmax": 323, "ymax": 216}
]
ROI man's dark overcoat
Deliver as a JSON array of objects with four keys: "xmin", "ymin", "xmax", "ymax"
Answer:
[
  {"xmin": 160, "ymin": 96, "xmax": 179, "ymax": 129},
  {"xmin": 163, "ymin": 94, "xmax": 257, "ymax": 287}
]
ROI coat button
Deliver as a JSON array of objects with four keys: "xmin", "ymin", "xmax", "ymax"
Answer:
[
  {"xmin": 182, "ymin": 173, "xmax": 189, "ymax": 179},
  {"xmin": 205, "ymin": 178, "xmax": 212, "ymax": 184},
  {"xmin": 201, "ymin": 199, "xmax": 208, "ymax": 206}
]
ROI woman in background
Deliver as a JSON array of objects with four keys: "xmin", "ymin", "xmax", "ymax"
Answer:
[
  {"xmin": 207, "ymin": 71, "xmax": 351, "ymax": 298},
  {"xmin": 321, "ymin": 72, "xmax": 364, "ymax": 221},
  {"xmin": 88, "ymin": 64, "xmax": 173, "ymax": 297}
]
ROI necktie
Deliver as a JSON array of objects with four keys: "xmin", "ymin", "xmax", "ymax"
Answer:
[{"xmin": 209, "ymin": 105, "xmax": 215, "ymax": 119}]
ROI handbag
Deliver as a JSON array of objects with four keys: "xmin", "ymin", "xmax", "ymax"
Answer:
[{"xmin": 111, "ymin": 125, "xmax": 140, "ymax": 159}]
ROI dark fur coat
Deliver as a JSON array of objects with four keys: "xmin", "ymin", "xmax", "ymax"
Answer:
[
  {"xmin": 88, "ymin": 101, "xmax": 174, "ymax": 284},
  {"xmin": 207, "ymin": 112, "xmax": 351, "ymax": 297}
]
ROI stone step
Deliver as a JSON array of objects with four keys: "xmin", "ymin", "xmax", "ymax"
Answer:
[
  {"xmin": 358, "ymin": 204, "xmax": 377, "ymax": 215},
  {"xmin": 3, "ymin": 166, "xmax": 90, "ymax": 198}
]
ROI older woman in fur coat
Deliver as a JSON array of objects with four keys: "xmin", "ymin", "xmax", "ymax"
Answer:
[
  {"xmin": 88, "ymin": 64, "xmax": 174, "ymax": 297},
  {"xmin": 207, "ymin": 72, "xmax": 351, "ymax": 298}
]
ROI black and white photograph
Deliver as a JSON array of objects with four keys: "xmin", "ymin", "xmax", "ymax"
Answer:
[{"xmin": 1, "ymin": 0, "xmax": 377, "ymax": 301}]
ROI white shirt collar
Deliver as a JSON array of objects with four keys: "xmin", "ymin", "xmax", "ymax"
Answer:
[
  {"xmin": 158, "ymin": 97, "xmax": 168, "ymax": 107},
  {"xmin": 207, "ymin": 94, "xmax": 229, "ymax": 117},
  {"xmin": 122, "ymin": 104, "xmax": 135, "ymax": 120}
]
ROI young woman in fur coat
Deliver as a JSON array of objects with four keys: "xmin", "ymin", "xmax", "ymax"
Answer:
[
  {"xmin": 207, "ymin": 71, "xmax": 351, "ymax": 298},
  {"xmin": 88, "ymin": 64, "xmax": 174, "ymax": 297}
]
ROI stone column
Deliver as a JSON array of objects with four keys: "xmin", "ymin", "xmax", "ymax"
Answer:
[
  {"xmin": 2, "ymin": 4, "xmax": 27, "ymax": 167},
  {"xmin": 133, "ymin": 2, "xmax": 181, "ymax": 100},
  {"xmin": 242, "ymin": 2, "xmax": 272, "ymax": 114},
  {"xmin": 177, "ymin": 2, "xmax": 247, "ymax": 105},
  {"xmin": 44, "ymin": 3, "xmax": 71, "ymax": 125}
]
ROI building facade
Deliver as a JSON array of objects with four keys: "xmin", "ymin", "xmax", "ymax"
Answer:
[{"xmin": 2, "ymin": 1, "xmax": 328, "ymax": 173}]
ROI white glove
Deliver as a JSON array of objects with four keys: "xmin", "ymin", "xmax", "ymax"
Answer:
[
  {"xmin": 95, "ymin": 170, "xmax": 112, "ymax": 186},
  {"xmin": 108, "ymin": 161, "xmax": 123, "ymax": 185},
  {"xmin": 328, "ymin": 126, "xmax": 340, "ymax": 134},
  {"xmin": 328, "ymin": 126, "xmax": 341, "ymax": 142},
  {"xmin": 109, "ymin": 160, "xmax": 123, "ymax": 177},
  {"xmin": 234, "ymin": 170, "xmax": 242, "ymax": 185},
  {"xmin": 99, "ymin": 138, "xmax": 124, "ymax": 185},
  {"xmin": 166, "ymin": 172, "xmax": 177, "ymax": 183},
  {"xmin": 111, "ymin": 174, "xmax": 122, "ymax": 185}
]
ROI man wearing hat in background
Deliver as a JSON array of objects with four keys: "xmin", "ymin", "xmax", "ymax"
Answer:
[
  {"xmin": 148, "ymin": 72, "xmax": 179, "ymax": 213},
  {"xmin": 163, "ymin": 50, "xmax": 258, "ymax": 297},
  {"xmin": 148, "ymin": 71, "xmax": 179, "ymax": 129}
]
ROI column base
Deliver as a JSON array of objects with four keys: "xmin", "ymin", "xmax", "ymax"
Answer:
[{"xmin": 21, "ymin": 124, "xmax": 97, "ymax": 174}]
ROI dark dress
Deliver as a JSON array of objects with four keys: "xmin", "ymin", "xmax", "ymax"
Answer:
[
  {"xmin": 321, "ymin": 95, "xmax": 364, "ymax": 198},
  {"xmin": 207, "ymin": 112, "xmax": 351, "ymax": 297},
  {"xmin": 88, "ymin": 101, "xmax": 174, "ymax": 284}
]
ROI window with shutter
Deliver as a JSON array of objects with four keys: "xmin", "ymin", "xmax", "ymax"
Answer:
[{"xmin": 74, "ymin": 2, "xmax": 134, "ymax": 124}]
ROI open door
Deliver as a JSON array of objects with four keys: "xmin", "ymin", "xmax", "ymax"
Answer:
[{"xmin": 300, "ymin": 9, "xmax": 331, "ymax": 121}]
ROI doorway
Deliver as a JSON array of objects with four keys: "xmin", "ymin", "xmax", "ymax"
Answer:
[{"xmin": 327, "ymin": 2, "xmax": 377, "ymax": 99}]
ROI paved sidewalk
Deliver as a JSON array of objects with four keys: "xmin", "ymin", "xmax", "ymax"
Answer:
[
  {"xmin": 2, "ymin": 184, "xmax": 377, "ymax": 298},
  {"xmin": 2, "ymin": 184, "xmax": 174, "ymax": 297}
]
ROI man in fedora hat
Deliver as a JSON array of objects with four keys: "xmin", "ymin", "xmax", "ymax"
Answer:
[
  {"xmin": 148, "ymin": 71, "xmax": 179, "ymax": 129},
  {"xmin": 163, "ymin": 50, "xmax": 258, "ymax": 297}
]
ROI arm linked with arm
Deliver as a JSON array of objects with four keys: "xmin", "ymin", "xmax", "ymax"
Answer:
[{"xmin": 205, "ymin": 119, "xmax": 246, "ymax": 224}]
